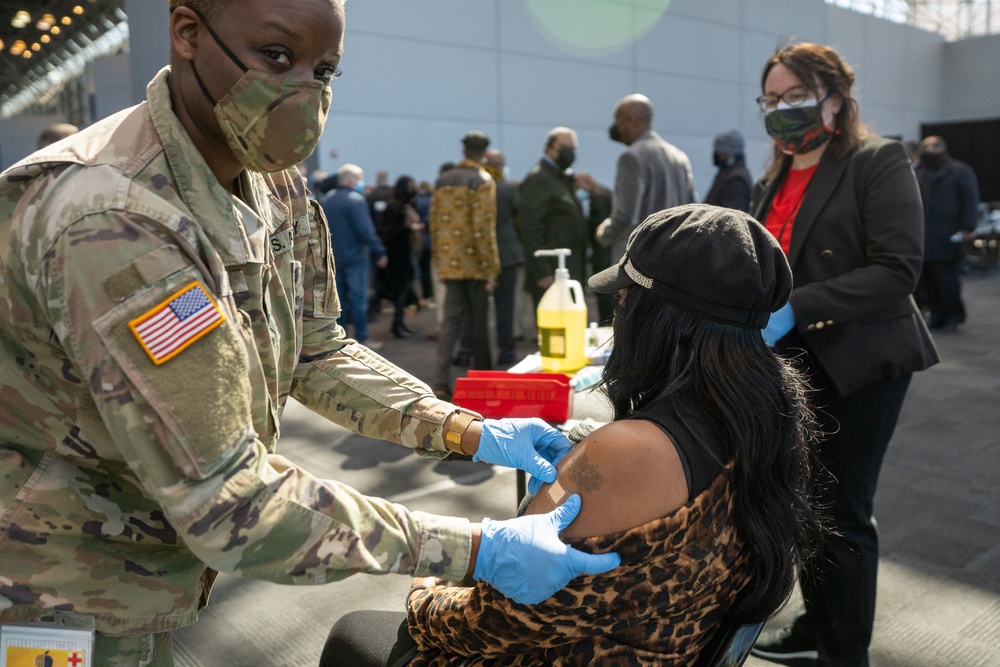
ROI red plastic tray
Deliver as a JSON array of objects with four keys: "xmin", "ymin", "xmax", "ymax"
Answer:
[{"xmin": 453, "ymin": 371, "xmax": 572, "ymax": 422}]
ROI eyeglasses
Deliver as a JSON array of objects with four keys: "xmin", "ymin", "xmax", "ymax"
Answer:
[{"xmin": 756, "ymin": 85, "xmax": 825, "ymax": 113}]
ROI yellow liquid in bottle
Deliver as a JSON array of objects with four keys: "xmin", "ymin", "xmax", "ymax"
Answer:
[{"xmin": 538, "ymin": 304, "xmax": 588, "ymax": 373}]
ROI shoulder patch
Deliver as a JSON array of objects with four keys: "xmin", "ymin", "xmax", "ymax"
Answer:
[{"xmin": 129, "ymin": 281, "xmax": 225, "ymax": 365}]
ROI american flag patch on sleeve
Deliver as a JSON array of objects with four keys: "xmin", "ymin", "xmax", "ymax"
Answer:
[{"xmin": 129, "ymin": 281, "xmax": 226, "ymax": 365}]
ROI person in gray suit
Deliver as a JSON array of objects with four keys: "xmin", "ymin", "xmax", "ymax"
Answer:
[{"xmin": 596, "ymin": 94, "xmax": 695, "ymax": 264}]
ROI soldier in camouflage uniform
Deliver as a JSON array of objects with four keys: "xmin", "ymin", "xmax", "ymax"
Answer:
[{"xmin": 0, "ymin": 1, "xmax": 618, "ymax": 664}]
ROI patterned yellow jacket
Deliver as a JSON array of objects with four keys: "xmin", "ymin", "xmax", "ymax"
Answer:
[
  {"xmin": 0, "ymin": 67, "xmax": 472, "ymax": 635},
  {"xmin": 430, "ymin": 160, "xmax": 500, "ymax": 281}
]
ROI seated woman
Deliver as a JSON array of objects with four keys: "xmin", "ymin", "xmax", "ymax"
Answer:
[{"xmin": 322, "ymin": 204, "xmax": 821, "ymax": 667}]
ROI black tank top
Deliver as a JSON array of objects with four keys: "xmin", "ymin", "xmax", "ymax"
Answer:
[{"xmin": 629, "ymin": 400, "xmax": 725, "ymax": 499}]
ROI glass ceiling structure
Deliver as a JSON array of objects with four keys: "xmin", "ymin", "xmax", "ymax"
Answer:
[
  {"xmin": 826, "ymin": 0, "xmax": 1000, "ymax": 39},
  {"xmin": 0, "ymin": 0, "xmax": 126, "ymax": 119}
]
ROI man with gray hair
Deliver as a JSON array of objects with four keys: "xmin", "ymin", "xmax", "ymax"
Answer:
[
  {"xmin": 519, "ymin": 126, "xmax": 588, "ymax": 307},
  {"xmin": 597, "ymin": 94, "xmax": 695, "ymax": 264},
  {"xmin": 321, "ymin": 163, "xmax": 387, "ymax": 346}
]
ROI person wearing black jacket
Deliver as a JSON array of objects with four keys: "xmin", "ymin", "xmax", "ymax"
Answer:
[
  {"xmin": 748, "ymin": 43, "xmax": 939, "ymax": 667},
  {"xmin": 703, "ymin": 129, "xmax": 752, "ymax": 213},
  {"xmin": 518, "ymin": 127, "xmax": 588, "ymax": 307},
  {"xmin": 378, "ymin": 176, "xmax": 423, "ymax": 339},
  {"xmin": 914, "ymin": 136, "xmax": 981, "ymax": 331}
]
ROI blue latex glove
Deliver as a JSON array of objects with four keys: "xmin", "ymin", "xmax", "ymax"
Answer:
[
  {"xmin": 473, "ymin": 494, "xmax": 621, "ymax": 604},
  {"xmin": 475, "ymin": 418, "xmax": 573, "ymax": 495},
  {"xmin": 762, "ymin": 302, "xmax": 795, "ymax": 347}
]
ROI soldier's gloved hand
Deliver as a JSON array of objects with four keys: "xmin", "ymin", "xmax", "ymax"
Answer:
[
  {"xmin": 762, "ymin": 302, "xmax": 795, "ymax": 347},
  {"xmin": 474, "ymin": 418, "xmax": 572, "ymax": 494},
  {"xmin": 473, "ymin": 494, "xmax": 621, "ymax": 604}
]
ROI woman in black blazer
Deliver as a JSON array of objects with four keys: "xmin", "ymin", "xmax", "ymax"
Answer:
[{"xmin": 748, "ymin": 43, "xmax": 939, "ymax": 667}]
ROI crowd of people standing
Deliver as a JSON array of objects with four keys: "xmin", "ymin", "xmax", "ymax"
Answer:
[{"xmin": 314, "ymin": 92, "xmax": 715, "ymax": 399}]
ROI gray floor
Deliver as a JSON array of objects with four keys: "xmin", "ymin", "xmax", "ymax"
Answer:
[{"xmin": 172, "ymin": 270, "xmax": 1000, "ymax": 666}]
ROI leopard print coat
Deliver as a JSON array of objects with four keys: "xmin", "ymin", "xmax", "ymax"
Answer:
[{"xmin": 406, "ymin": 467, "xmax": 753, "ymax": 666}]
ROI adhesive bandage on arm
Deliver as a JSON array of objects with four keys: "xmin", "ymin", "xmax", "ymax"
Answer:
[{"xmin": 546, "ymin": 478, "xmax": 569, "ymax": 505}]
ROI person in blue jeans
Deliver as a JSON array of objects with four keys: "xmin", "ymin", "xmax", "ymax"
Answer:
[{"xmin": 322, "ymin": 164, "xmax": 387, "ymax": 344}]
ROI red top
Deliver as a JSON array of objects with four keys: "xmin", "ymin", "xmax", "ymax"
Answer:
[{"xmin": 764, "ymin": 164, "xmax": 819, "ymax": 255}]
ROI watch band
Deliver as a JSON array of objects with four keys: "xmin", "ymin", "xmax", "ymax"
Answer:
[{"xmin": 444, "ymin": 408, "xmax": 483, "ymax": 454}]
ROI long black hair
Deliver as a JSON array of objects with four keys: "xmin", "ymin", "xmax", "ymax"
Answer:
[{"xmin": 602, "ymin": 286, "xmax": 821, "ymax": 623}]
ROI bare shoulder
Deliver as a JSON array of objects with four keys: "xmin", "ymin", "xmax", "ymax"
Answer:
[{"xmin": 527, "ymin": 419, "xmax": 689, "ymax": 539}]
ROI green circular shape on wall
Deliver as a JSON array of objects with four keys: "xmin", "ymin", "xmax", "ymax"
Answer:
[{"xmin": 524, "ymin": 0, "xmax": 673, "ymax": 56}]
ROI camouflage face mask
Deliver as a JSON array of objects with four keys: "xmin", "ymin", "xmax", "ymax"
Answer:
[
  {"xmin": 764, "ymin": 95, "xmax": 833, "ymax": 156},
  {"xmin": 189, "ymin": 8, "xmax": 331, "ymax": 173}
]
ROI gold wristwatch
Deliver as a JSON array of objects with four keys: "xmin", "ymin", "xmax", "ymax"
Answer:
[{"xmin": 444, "ymin": 408, "xmax": 483, "ymax": 455}]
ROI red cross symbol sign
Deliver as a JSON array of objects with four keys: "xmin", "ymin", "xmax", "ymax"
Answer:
[{"xmin": 67, "ymin": 652, "xmax": 83, "ymax": 667}]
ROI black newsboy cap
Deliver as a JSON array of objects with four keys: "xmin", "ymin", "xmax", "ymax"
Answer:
[
  {"xmin": 461, "ymin": 131, "xmax": 490, "ymax": 151},
  {"xmin": 588, "ymin": 204, "xmax": 791, "ymax": 329}
]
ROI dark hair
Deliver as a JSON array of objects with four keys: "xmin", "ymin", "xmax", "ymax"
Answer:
[
  {"xmin": 392, "ymin": 175, "xmax": 416, "ymax": 203},
  {"xmin": 601, "ymin": 287, "xmax": 821, "ymax": 623},
  {"xmin": 761, "ymin": 42, "xmax": 870, "ymax": 180}
]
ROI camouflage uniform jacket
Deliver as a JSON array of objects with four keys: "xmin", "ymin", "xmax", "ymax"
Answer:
[
  {"xmin": 429, "ymin": 160, "xmax": 500, "ymax": 281},
  {"xmin": 0, "ymin": 67, "xmax": 471, "ymax": 635}
]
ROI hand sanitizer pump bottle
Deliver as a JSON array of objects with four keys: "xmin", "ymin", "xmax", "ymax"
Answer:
[{"xmin": 534, "ymin": 248, "xmax": 588, "ymax": 373}]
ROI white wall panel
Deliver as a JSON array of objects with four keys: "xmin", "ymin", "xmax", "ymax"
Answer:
[
  {"xmin": 331, "ymin": 34, "xmax": 498, "ymax": 121},
  {"xmin": 660, "ymin": 0, "xmax": 744, "ymax": 27},
  {"xmin": 637, "ymin": 14, "xmax": 742, "ymax": 81},
  {"xmin": 342, "ymin": 0, "xmax": 497, "ymax": 50},
  {"xmin": 498, "ymin": 53, "xmax": 631, "ymax": 127},
  {"xmin": 941, "ymin": 34, "xmax": 1000, "ymax": 120},
  {"xmin": 498, "ymin": 0, "xmax": 635, "ymax": 66},
  {"xmin": 902, "ymin": 29, "xmax": 945, "ymax": 131},
  {"xmin": 825, "ymin": 5, "xmax": 868, "ymax": 68},
  {"xmin": 739, "ymin": 0, "xmax": 826, "ymax": 40},
  {"xmin": 861, "ymin": 24, "xmax": 909, "ymax": 117},
  {"xmin": 92, "ymin": 54, "xmax": 133, "ymax": 124}
]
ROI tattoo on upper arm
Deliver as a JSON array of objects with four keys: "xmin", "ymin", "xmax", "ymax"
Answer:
[{"xmin": 565, "ymin": 453, "xmax": 603, "ymax": 492}]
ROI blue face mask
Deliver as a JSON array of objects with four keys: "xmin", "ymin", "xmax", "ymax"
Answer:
[
  {"xmin": 576, "ymin": 189, "xmax": 589, "ymax": 202},
  {"xmin": 354, "ymin": 180, "xmax": 365, "ymax": 193}
]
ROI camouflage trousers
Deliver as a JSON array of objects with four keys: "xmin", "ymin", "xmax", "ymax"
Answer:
[{"xmin": 95, "ymin": 631, "xmax": 174, "ymax": 667}]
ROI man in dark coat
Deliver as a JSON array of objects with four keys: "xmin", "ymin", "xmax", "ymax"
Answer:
[
  {"xmin": 485, "ymin": 150, "xmax": 525, "ymax": 364},
  {"xmin": 703, "ymin": 129, "xmax": 752, "ymax": 213},
  {"xmin": 915, "ymin": 136, "xmax": 981, "ymax": 331},
  {"xmin": 519, "ymin": 127, "xmax": 588, "ymax": 307},
  {"xmin": 576, "ymin": 172, "xmax": 615, "ymax": 324}
]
